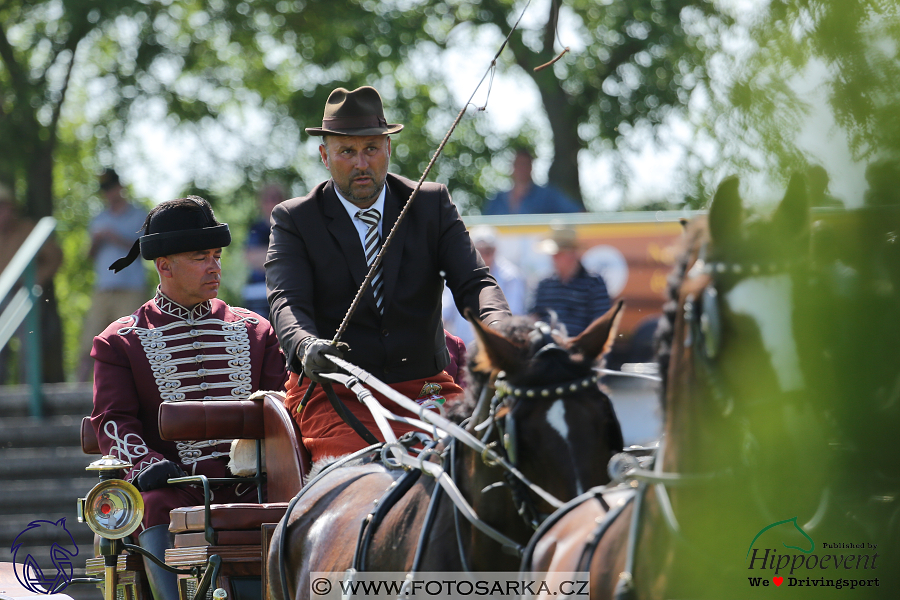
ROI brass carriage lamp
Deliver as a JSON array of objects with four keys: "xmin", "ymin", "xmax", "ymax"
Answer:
[{"xmin": 77, "ymin": 455, "xmax": 144, "ymax": 600}]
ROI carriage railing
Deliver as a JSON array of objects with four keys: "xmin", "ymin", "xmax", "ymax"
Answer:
[{"xmin": 0, "ymin": 216, "xmax": 56, "ymax": 417}]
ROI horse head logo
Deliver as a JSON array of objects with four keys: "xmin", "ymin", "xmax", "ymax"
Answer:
[
  {"xmin": 747, "ymin": 516, "xmax": 815, "ymax": 558},
  {"xmin": 11, "ymin": 518, "xmax": 80, "ymax": 594}
]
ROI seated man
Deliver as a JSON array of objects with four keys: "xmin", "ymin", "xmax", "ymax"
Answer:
[{"xmin": 91, "ymin": 197, "xmax": 287, "ymax": 600}]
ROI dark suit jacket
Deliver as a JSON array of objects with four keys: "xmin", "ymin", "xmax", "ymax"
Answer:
[{"xmin": 266, "ymin": 173, "xmax": 510, "ymax": 383}]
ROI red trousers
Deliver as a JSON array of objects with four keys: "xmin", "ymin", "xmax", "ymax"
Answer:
[{"xmin": 284, "ymin": 371, "xmax": 463, "ymax": 462}]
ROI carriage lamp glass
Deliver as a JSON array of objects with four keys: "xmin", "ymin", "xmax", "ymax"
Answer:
[{"xmin": 80, "ymin": 479, "xmax": 144, "ymax": 539}]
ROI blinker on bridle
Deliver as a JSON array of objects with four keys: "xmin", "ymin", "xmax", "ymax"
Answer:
[
  {"xmin": 483, "ymin": 330, "xmax": 603, "ymax": 529},
  {"xmin": 685, "ymin": 241, "xmax": 806, "ymax": 362}
]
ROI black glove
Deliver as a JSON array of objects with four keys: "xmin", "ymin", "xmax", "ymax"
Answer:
[
  {"xmin": 299, "ymin": 338, "xmax": 348, "ymax": 382},
  {"xmin": 135, "ymin": 460, "xmax": 186, "ymax": 492}
]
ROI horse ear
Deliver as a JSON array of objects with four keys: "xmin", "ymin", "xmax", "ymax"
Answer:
[
  {"xmin": 466, "ymin": 309, "xmax": 524, "ymax": 375},
  {"xmin": 567, "ymin": 300, "xmax": 624, "ymax": 363},
  {"xmin": 771, "ymin": 172, "xmax": 810, "ymax": 241},
  {"xmin": 709, "ymin": 176, "xmax": 743, "ymax": 245}
]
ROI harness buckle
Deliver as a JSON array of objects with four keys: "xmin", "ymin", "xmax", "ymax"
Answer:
[{"xmin": 481, "ymin": 441, "xmax": 502, "ymax": 467}]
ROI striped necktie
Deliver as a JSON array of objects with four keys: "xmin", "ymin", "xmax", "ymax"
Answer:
[{"xmin": 357, "ymin": 207, "xmax": 385, "ymax": 313}]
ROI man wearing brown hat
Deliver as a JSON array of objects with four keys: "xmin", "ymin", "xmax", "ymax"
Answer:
[
  {"xmin": 91, "ymin": 197, "xmax": 287, "ymax": 600},
  {"xmin": 266, "ymin": 86, "xmax": 510, "ymax": 461}
]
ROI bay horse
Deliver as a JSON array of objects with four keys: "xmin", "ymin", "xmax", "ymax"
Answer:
[
  {"xmin": 267, "ymin": 302, "xmax": 626, "ymax": 600},
  {"xmin": 524, "ymin": 176, "xmax": 848, "ymax": 599}
]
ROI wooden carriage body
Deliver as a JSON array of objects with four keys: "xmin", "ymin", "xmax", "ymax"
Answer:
[{"xmin": 81, "ymin": 394, "xmax": 311, "ymax": 600}]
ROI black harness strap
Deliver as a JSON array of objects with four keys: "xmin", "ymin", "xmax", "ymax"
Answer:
[
  {"xmin": 449, "ymin": 438, "xmax": 471, "ymax": 571},
  {"xmin": 518, "ymin": 487, "xmax": 610, "ymax": 573},
  {"xmin": 275, "ymin": 443, "xmax": 383, "ymax": 600},
  {"xmin": 410, "ymin": 480, "xmax": 444, "ymax": 573},
  {"xmin": 353, "ymin": 467, "xmax": 423, "ymax": 571},
  {"xmin": 577, "ymin": 494, "xmax": 634, "ymax": 573},
  {"xmin": 322, "ymin": 381, "xmax": 380, "ymax": 446}
]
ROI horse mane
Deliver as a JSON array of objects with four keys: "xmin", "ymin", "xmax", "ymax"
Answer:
[{"xmin": 654, "ymin": 217, "xmax": 709, "ymax": 408}]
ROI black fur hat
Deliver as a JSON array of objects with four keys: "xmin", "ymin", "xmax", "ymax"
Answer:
[{"xmin": 109, "ymin": 196, "xmax": 230, "ymax": 273}]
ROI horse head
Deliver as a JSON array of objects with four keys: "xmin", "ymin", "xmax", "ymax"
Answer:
[
  {"xmin": 452, "ymin": 302, "xmax": 624, "ymax": 567},
  {"xmin": 659, "ymin": 175, "xmax": 832, "ymax": 530},
  {"xmin": 806, "ymin": 200, "xmax": 900, "ymax": 540}
]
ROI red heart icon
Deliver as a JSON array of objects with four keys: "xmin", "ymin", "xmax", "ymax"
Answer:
[{"xmin": 773, "ymin": 577, "xmax": 783, "ymax": 586}]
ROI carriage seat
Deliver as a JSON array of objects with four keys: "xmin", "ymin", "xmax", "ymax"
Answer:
[
  {"xmin": 82, "ymin": 416, "xmax": 101, "ymax": 455},
  {"xmin": 80, "ymin": 393, "xmax": 311, "ymax": 500},
  {"xmin": 168, "ymin": 503, "xmax": 288, "ymax": 547}
]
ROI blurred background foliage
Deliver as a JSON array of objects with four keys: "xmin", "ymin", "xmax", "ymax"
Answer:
[{"xmin": 0, "ymin": 0, "xmax": 898, "ymax": 377}]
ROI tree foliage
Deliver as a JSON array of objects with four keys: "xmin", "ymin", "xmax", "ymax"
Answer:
[
  {"xmin": 696, "ymin": 0, "xmax": 900, "ymax": 200},
  {"xmin": 1, "ymin": 0, "xmax": 732, "ymax": 377}
]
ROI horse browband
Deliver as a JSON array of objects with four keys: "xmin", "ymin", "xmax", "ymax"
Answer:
[{"xmin": 494, "ymin": 373, "xmax": 600, "ymax": 400}]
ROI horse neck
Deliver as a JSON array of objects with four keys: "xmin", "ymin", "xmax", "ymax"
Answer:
[
  {"xmin": 659, "ymin": 278, "xmax": 714, "ymax": 477},
  {"xmin": 450, "ymin": 440, "xmax": 533, "ymax": 571}
]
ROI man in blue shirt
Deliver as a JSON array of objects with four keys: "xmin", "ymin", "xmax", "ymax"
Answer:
[
  {"xmin": 243, "ymin": 183, "xmax": 285, "ymax": 319},
  {"xmin": 77, "ymin": 169, "xmax": 148, "ymax": 381},
  {"xmin": 483, "ymin": 148, "xmax": 581, "ymax": 215},
  {"xmin": 529, "ymin": 226, "xmax": 611, "ymax": 336}
]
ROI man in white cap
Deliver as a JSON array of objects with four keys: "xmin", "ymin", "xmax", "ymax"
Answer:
[{"xmin": 530, "ymin": 226, "xmax": 611, "ymax": 336}]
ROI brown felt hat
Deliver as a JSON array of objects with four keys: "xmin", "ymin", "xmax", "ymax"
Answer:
[{"xmin": 305, "ymin": 86, "xmax": 404, "ymax": 137}]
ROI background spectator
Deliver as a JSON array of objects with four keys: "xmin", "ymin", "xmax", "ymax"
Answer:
[
  {"xmin": 243, "ymin": 183, "xmax": 285, "ymax": 319},
  {"xmin": 483, "ymin": 148, "xmax": 581, "ymax": 215},
  {"xmin": 863, "ymin": 159, "xmax": 900, "ymax": 207},
  {"xmin": 76, "ymin": 168, "xmax": 147, "ymax": 381},
  {"xmin": 807, "ymin": 165, "xmax": 843, "ymax": 208},
  {"xmin": 0, "ymin": 183, "xmax": 63, "ymax": 383},
  {"xmin": 529, "ymin": 226, "xmax": 611, "ymax": 336},
  {"xmin": 442, "ymin": 225, "xmax": 526, "ymax": 348}
]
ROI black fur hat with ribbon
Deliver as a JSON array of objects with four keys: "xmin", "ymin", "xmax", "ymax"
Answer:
[{"xmin": 109, "ymin": 196, "xmax": 231, "ymax": 273}]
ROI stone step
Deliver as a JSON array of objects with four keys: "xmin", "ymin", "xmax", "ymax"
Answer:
[
  {"xmin": 0, "ymin": 516, "xmax": 97, "ymax": 597},
  {"xmin": 0, "ymin": 415, "xmax": 85, "ymax": 449},
  {"xmin": 0, "ymin": 447, "xmax": 95, "ymax": 480},
  {"xmin": 0, "ymin": 511, "xmax": 94, "ymax": 550},
  {"xmin": 0, "ymin": 478, "xmax": 97, "ymax": 515},
  {"xmin": 0, "ymin": 383, "xmax": 92, "ymax": 418}
]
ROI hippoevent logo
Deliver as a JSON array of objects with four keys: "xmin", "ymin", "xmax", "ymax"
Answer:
[
  {"xmin": 746, "ymin": 517, "xmax": 879, "ymax": 591},
  {"xmin": 11, "ymin": 518, "xmax": 80, "ymax": 594}
]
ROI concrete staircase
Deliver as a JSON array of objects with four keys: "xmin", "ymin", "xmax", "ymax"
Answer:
[{"xmin": 0, "ymin": 383, "xmax": 101, "ymax": 600}]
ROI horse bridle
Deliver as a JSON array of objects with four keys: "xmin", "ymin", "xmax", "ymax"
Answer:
[
  {"xmin": 685, "ymin": 248, "xmax": 810, "ymax": 415},
  {"xmin": 485, "ymin": 370, "xmax": 602, "ymax": 529},
  {"xmin": 601, "ymin": 251, "xmax": 828, "ymax": 599}
]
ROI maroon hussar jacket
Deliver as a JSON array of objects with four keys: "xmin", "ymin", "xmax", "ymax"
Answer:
[{"xmin": 90, "ymin": 291, "xmax": 288, "ymax": 483}]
